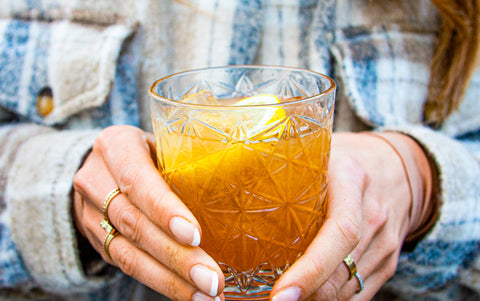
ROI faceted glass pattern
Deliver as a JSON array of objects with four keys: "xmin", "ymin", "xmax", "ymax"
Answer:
[{"xmin": 150, "ymin": 66, "xmax": 336, "ymax": 300}]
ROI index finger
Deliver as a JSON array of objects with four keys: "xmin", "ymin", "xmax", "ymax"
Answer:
[
  {"xmin": 94, "ymin": 125, "xmax": 201, "ymax": 247},
  {"xmin": 271, "ymin": 154, "xmax": 365, "ymax": 300}
]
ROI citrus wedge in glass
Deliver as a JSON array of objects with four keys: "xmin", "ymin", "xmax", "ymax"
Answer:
[{"xmin": 230, "ymin": 94, "xmax": 286, "ymax": 139}]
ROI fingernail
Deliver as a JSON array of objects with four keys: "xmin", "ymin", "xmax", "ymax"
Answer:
[
  {"xmin": 192, "ymin": 291, "xmax": 221, "ymax": 301},
  {"xmin": 272, "ymin": 286, "xmax": 301, "ymax": 301},
  {"xmin": 190, "ymin": 264, "xmax": 219, "ymax": 297},
  {"xmin": 169, "ymin": 216, "xmax": 201, "ymax": 246}
]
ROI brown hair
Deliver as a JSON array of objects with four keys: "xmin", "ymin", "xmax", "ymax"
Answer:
[{"xmin": 424, "ymin": 0, "xmax": 480, "ymax": 128}]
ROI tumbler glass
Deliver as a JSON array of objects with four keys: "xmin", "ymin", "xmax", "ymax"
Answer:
[{"xmin": 149, "ymin": 65, "xmax": 336, "ymax": 300}]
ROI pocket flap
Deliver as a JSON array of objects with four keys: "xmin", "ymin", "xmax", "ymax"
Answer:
[{"xmin": 0, "ymin": 19, "xmax": 135, "ymax": 125}]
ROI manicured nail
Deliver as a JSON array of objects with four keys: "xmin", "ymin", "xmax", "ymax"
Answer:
[
  {"xmin": 190, "ymin": 264, "xmax": 219, "ymax": 297},
  {"xmin": 192, "ymin": 291, "xmax": 221, "ymax": 301},
  {"xmin": 272, "ymin": 286, "xmax": 301, "ymax": 301},
  {"xmin": 169, "ymin": 216, "xmax": 201, "ymax": 246}
]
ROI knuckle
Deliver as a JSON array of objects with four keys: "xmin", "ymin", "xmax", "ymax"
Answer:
[
  {"xmin": 383, "ymin": 233, "xmax": 401, "ymax": 255},
  {"xmin": 94, "ymin": 125, "xmax": 140, "ymax": 153},
  {"xmin": 163, "ymin": 277, "xmax": 184, "ymax": 300},
  {"xmin": 117, "ymin": 160, "xmax": 142, "ymax": 195},
  {"xmin": 116, "ymin": 244, "xmax": 139, "ymax": 278},
  {"xmin": 337, "ymin": 156, "xmax": 367, "ymax": 186},
  {"xmin": 353, "ymin": 164, "xmax": 367, "ymax": 185},
  {"xmin": 154, "ymin": 193, "xmax": 171, "ymax": 220},
  {"xmin": 73, "ymin": 165, "xmax": 91, "ymax": 193},
  {"xmin": 94, "ymin": 126, "xmax": 118, "ymax": 152},
  {"xmin": 164, "ymin": 244, "xmax": 183, "ymax": 272},
  {"xmin": 72, "ymin": 173, "xmax": 82, "ymax": 191},
  {"xmin": 366, "ymin": 202, "xmax": 388, "ymax": 230},
  {"xmin": 313, "ymin": 279, "xmax": 339, "ymax": 301},
  {"xmin": 305, "ymin": 256, "xmax": 326, "ymax": 278},
  {"xmin": 335, "ymin": 215, "xmax": 360, "ymax": 250},
  {"xmin": 117, "ymin": 205, "xmax": 144, "ymax": 245}
]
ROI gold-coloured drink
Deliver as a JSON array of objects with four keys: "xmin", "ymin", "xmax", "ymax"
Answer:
[{"xmin": 149, "ymin": 66, "xmax": 336, "ymax": 300}]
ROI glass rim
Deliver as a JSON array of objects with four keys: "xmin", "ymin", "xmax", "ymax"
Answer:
[{"xmin": 148, "ymin": 65, "xmax": 336, "ymax": 109}]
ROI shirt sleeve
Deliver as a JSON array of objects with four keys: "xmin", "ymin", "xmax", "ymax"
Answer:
[
  {"xmin": 376, "ymin": 125, "xmax": 480, "ymax": 299},
  {"xmin": 0, "ymin": 123, "xmax": 121, "ymax": 294},
  {"xmin": 0, "ymin": 125, "xmax": 41, "ymax": 290}
]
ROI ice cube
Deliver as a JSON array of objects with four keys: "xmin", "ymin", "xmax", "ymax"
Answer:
[{"xmin": 180, "ymin": 90, "xmax": 218, "ymax": 105}]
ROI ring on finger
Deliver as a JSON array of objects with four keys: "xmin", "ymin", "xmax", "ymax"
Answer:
[
  {"xmin": 103, "ymin": 187, "xmax": 121, "ymax": 223},
  {"xmin": 100, "ymin": 219, "xmax": 118, "ymax": 261},
  {"xmin": 103, "ymin": 230, "xmax": 118, "ymax": 261},
  {"xmin": 343, "ymin": 254, "xmax": 357, "ymax": 280},
  {"xmin": 343, "ymin": 255, "xmax": 364, "ymax": 294},
  {"xmin": 100, "ymin": 219, "xmax": 117, "ymax": 236},
  {"xmin": 354, "ymin": 272, "xmax": 364, "ymax": 294}
]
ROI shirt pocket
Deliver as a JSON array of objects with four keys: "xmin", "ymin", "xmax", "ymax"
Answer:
[
  {"xmin": 331, "ymin": 27, "xmax": 435, "ymax": 127},
  {"xmin": 0, "ymin": 19, "xmax": 135, "ymax": 126}
]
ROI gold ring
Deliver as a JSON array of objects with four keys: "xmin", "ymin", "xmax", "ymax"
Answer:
[
  {"xmin": 100, "ymin": 219, "xmax": 118, "ymax": 261},
  {"xmin": 343, "ymin": 254, "xmax": 357, "ymax": 280},
  {"xmin": 100, "ymin": 219, "xmax": 117, "ymax": 235},
  {"xmin": 103, "ymin": 231, "xmax": 118, "ymax": 261},
  {"xmin": 103, "ymin": 187, "xmax": 121, "ymax": 223},
  {"xmin": 354, "ymin": 272, "xmax": 364, "ymax": 294}
]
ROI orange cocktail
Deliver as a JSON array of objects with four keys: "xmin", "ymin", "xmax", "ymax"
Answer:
[{"xmin": 149, "ymin": 66, "xmax": 336, "ymax": 300}]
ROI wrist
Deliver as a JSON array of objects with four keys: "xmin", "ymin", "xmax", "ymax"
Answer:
[{"xmin": 372, "ymin": 132, "xmax": 434, "ymax": 242}]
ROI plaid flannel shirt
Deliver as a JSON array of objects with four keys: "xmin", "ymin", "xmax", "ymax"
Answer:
[{"xmin": 0, "ymin": 0, "xmax": 479, "ymax": 300}]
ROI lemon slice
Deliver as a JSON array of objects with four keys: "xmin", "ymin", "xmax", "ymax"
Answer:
[{"xmin": 232, "ymin": 94, "xmax": 286, "ymax": 138}]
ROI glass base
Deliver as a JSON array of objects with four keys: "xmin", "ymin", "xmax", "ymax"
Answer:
[{"xmin": 221, "ymin": 262, "xmax": 290, "ymax": 300}]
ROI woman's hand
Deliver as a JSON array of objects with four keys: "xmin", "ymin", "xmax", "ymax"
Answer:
[
  {"xmin": 270, "ymin": 131, "xmax": 431, "ymax": 301},
  {"xmin": 72, "ymin": 125, "xmax": 224, "ymax": 301}
]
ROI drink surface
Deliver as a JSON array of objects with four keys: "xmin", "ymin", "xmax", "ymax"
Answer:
[{"xmin": 154, "ymin": 95, "xmax": 331, "ymax": 274}]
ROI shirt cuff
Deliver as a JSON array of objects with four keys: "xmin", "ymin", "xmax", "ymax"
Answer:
[
  {"xmin": 380, "ymin": 125, "xmax": 480, "ymax": 295},
  {"xmin": 5, "ymin": 128, "xmax": 118, "ymax": 293}
]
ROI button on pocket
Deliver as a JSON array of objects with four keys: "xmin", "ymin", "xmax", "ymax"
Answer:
[{"xmin": 36, "ymin": 87, "xmax": 54, "ymax": 117}]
